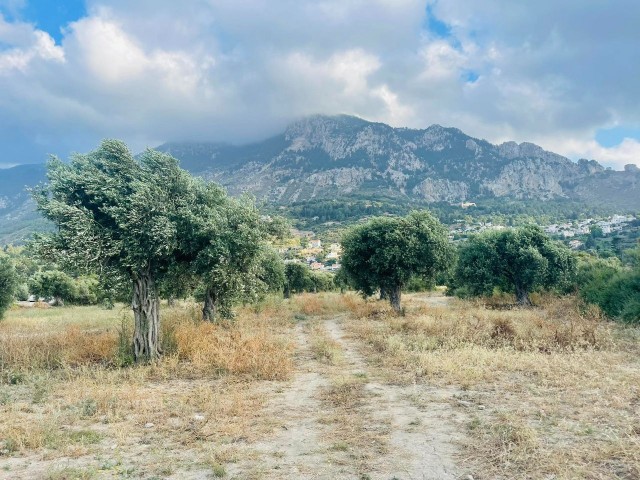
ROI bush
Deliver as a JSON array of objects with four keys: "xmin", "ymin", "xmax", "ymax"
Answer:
[
  {"xmin": 0, "ymin": 254, "xmax": 18, "ymax": 319},
  {"xmin": 29, "ymin": 270, "xmax": 76, "ymax": 306},
  {"xmin": 577, "ymin": 255, "xmax": 640, "ymax": 323},
  {"xmin": 71, "ymin": 276, "xmax": 100, "ymax": 305},
  {"xmin": 405, "ymin": 275, "xmax": 436, "ymax": 292},
  {"xmin": 310, "ymin": 271, "xmax": 335, "ymax": 292},
  {"xmin": 14, "ymin": 283, "xmax": 29, "ymax": 302}
]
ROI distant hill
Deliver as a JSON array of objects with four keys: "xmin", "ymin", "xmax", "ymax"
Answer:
[
  {"xmin": 0, "ymin": 164, "xmax": 48, "ymax": 245},
  {"xmin": 157, "ymin": 114, "xmax": 639, "ymax": 207},
  {"xmin": 1, "ymin": 115, "xmax": 639, "ymax": 244}
]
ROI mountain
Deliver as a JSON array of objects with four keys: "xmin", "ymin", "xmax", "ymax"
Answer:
[
  {"xmin": 157, "ymin": 114, "xmax": 639, "ymax": 207},
  {"xmin": 1, "ymin": 115, "xmax": 639, "ymax": 244},
  {"xmin": 0, "ymin": 164, "xmax": 49, "ymax": 245}
]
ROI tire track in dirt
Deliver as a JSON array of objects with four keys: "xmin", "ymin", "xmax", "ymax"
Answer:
[
  {"xmin": 227, "ymin": 322, "xmax": 340, "ymax": 479},
  {"xmin": 324, "ymin": 316, "xmax": 461, "ymax": 480}
]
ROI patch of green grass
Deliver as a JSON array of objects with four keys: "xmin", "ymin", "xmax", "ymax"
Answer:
[
  {"xmin": 331, "ymin": 441, "xmax": 349, "ymax": 451},
  {"xmin": 45, "ymin": 467, "xmax": 97, "ymax": 480},
  {"xmin": 65, "ymin": 430, "xmax": 103, "ymax": 446},
  {"xmin": 210, "ymin": 462, "xmax": 226, "ymax": 477}
]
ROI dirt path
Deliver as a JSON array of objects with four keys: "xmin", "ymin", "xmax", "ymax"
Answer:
[
  {"xmin": 324, "ymin": 317, "xmax": 461, "ymax": 480},
  {"xmin": 226, "ymin": 323, "xmax": 337, "ymax": 479},
  {"xmin": 228, "ymin": 316, "xmax": 463, "ymax": 479}
]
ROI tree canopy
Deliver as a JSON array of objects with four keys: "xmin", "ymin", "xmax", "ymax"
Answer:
[
  {"xmin": 33, "ymin": 140, "xmax": 208, "ymax": 361},
  {"xmin": 340, "ymin": 211, "xmax": 452, "ymax": 312},
  {"xmin": 0, "ymin": 253, "xmax": 17, "ymax": 319},
  {"xmin": 450, "ymin": 225, "xmax": 576, "ymax": 305},
  {"xmin": 29, "ymin": 270, "xmax": 76, "ymax": 306}
]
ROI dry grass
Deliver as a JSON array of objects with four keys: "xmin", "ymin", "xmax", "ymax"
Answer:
[
  {"xmin": 290, "ymin": 292, "xmax": 357, "ymax": 317},
  {"xmin": 343, "ymin": 292, "xmax": 640, "ymax": 479},
  {"xmin": 170, "ymin": 307, "xmax": 294, "ymax": 380},
  {"xmin": 308, "ymin": 324, "xmax": 343, "ymax": 365},
  {"xmin": 0, "ymin": 299, "xmax": 297, "ymax": 478},
  {"xmin": 317, "ymin": 371, "xmax": 388, "ymax": 475}
]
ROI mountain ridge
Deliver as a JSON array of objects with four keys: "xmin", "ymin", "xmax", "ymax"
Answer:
[
  {"xmin": 156, "ymin": 114, "xmax": 635, "ymax": 206},
  {"xmin": 1, "ymin": 114, "xmax": 639, "ymax": 244}
]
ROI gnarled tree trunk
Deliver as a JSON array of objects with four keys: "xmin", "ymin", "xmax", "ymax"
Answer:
[
  {"xmin": 203, "ymin": 288, "xmax": 217, "ymax": 321},
  {"xmin": 389, "ymin": 285, "xmax": 402, "ymax": 313},
  {"xmin": 131, "ymin": 271, "xmax": 161, "ymax": 362},
  {"xmin": 515, "ymin": 284, "xmax": 532, "ymax": 306},
  {"xmin": 379, "ymin": 287, "xmax": 388, "ymax": 301}
]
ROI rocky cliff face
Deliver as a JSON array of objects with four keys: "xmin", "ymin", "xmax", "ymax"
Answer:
[
  {"xmin": 2, "ymin": 114, "xmax": 638, "ymax": 245},
  {"xmin": 156, "ymin": 114, "xmax": 638, "ymax": 207}
]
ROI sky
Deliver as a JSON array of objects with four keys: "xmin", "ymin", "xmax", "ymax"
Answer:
[{"xmin": 0, "ymin": 0, "xmax": 639, "ymax": 170}]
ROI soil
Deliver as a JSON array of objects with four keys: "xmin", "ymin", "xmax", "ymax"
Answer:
[{"xmin": 227, "ymin": 313, "xmax": 465, "ymax": 480}]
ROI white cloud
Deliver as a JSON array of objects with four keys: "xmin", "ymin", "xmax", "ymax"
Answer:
[
  {"xmin": 0, "ymin": 0, "xmax": 639, "ymax": 168},
  {"xmin": 0, "ymin": 15, "xmax": 64, "ymax": 73},
  {"xmin": 540, "ymin": 137, "xmax": 640, "ymax": 170}
]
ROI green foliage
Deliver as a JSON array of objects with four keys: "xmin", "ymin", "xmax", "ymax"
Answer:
[
  {"xmin": 283, "ymin": 262, "xmax": 336, "ymax": 296},
  {"xmin": 14, "ymin": 283, "xmax": 29, "ymax": 301},
  {"xmin": 285, "ymin": 263, "xmax": 313, "ymax": 296},
  {"xmin": 29, "ymin": 270, "xmax": 76, "ymax": 305},
  {"xmin": 405, "ymin": 275, "xmax": 436, "ymax": 292},
  {"xmin": 0, "ymin": 253, "xmax": 18, "ymax": 319},
  {"xmin": 258, "ymin": 248, "xmax": 286, "ymax": 293},
  {"xmin": 310, "ymin": 271, "xmax": 335, "ymax": 292},
  {"xmin": 333, "ymin": 268, "xmax": 351, "ymax": 293},
  {"xmin": 451, "ymin": 225, "xmax": 576, "ymax": 305},
  {"xmin": 577, "ymin": 252, "xmax": 640, "ymax": 323},
  {"xmin": 72, "ymin": 276, "xmax": 100, "ymax": 305},
  {"xmin": 341, "ymin": 210, "xmax": 452, "ymax": 310},
  {"xmin": 32, "ymin": 140, "xmax": 195, "ymax": 282}
]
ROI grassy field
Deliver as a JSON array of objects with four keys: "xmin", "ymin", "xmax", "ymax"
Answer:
[{"xmin": 1, "ymin": 293, "xmax": 639, "ymax": 479}]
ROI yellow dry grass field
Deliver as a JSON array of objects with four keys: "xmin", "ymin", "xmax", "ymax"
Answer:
[
  {"xmin": 344, "ymin": 293, "xmax": 640, "ymax": 479},
  {"xmin": 1, "ymin": 292, "xmax": 639, "ymax": 479},
  {"xmin": 0, "ymin": 298, "xmax": 298, "ymax": 479}
]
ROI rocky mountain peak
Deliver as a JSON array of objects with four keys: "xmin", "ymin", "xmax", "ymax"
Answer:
[{"xmin": 146, "ymin": 115, "xmax": 640, "ymax": 209}]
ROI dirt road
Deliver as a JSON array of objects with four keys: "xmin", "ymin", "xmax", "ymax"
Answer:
[{"xmin": 228, "ymin": 314, "xmax": 463, "ymax": 479}]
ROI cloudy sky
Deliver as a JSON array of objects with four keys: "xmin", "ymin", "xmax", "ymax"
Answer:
[{"xmin": 1, "ymin": 0, "xmax": 639, "ymax": 169}]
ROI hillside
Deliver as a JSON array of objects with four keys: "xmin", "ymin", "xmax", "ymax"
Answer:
[
  {"xmin": 1, "ymin": 115, "xmax": 639, "ymax": 244},
  {"xmin": 0, "ymin": 164, "xmax": 48, "ymax": 245},
  {"xmin": 157, "ymin": 115, "xmax": 639, "ymax": 207}
]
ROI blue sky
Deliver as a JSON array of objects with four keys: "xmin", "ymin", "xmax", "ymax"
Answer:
[
  {"xmin": 0, "ymin": 0, "xmax": 85, "ymax": 43},
  {"xmin": 0, "ymin": 0, "xmax": 639, "ymax": 169}
]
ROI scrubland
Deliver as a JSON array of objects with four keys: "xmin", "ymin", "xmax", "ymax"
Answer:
[{"xmin": 1, "ymin": 293, "xmax": 638, "ymax": 479}]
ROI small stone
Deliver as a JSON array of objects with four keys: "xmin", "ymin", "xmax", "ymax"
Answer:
[
  {"xmin": 144, "ymin": 422, "xmax": 154, "ymax": 428},
  {"xmin": 193, "ymin": 414, "xmax": 206, "ymax": 422},
  {"xmin": 478, "ymin": 405, "xmax": 486, "ymax": 410}
]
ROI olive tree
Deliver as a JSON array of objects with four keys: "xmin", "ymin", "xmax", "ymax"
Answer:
[
  {"xmin": 257, "ymin": 248, "xmax": 286, "ymax": 294},
  {"xmin": 341, "ymin": 211, "xmax": 452, "ymax": 312},
  {"xmin": 29, "ymin": 270, "xmax": 75, "ymax": 306},
  {"xmin": 178, "ymin": 186, "xmax": 269, "ymax": 321},
  {"xmin": 0, "ymin": 253, "xmax": 17, "ymax": 319},
  {"xmin": 284, "ymin": 262, "xmax": 314, "ymax": 298},
  {"xmin": 451, "ymin": 225, "xmax": 576, "ymax": 305},
  {"xmin": 33, "ymin": 140, "xmax": 197, "ymax": 362}
]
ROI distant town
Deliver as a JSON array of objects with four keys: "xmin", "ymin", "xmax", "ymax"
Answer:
[{"xmin": 278, "ymin": 213, "xmax": 640, "ymax": 272}]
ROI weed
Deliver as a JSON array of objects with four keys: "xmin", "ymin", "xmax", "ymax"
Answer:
[
  {"xmin": 46, "ymin": 467, "xmax": 97, "ymax": 480},
  {"xmin": 309, "ymin": 325, "xmax": 343, "ymax": 365},
  {"xmin": 210, "ymin": 462, "xmax": 226, "ymax": 477},
  {"xmin": 331, "ymin": 441, "xmax": 349, "ymax": 451}
]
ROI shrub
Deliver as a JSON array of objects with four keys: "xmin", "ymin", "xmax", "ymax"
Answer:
[
  {"xmin": 0, "ymin": 254, "xmax": 18, "ymax": 319},
  {"xmin": 577, "ymin": 255, "xmax": 640, "ymax": 323}
]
